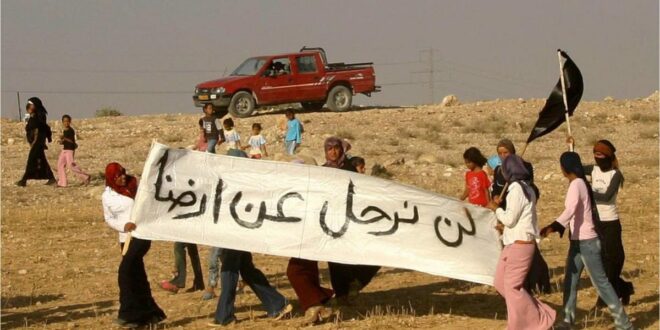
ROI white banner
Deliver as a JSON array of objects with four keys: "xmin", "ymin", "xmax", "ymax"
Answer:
[{"xmin": 132, "ymin": 142, "xmax": 501, "ymax": 285}]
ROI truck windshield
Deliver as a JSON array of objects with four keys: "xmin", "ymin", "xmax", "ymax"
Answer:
[{"xmin": 231, "ymin": 57, "xmax": 267, "ymax": 76}]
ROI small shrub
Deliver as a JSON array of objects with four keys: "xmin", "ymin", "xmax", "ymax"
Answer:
[
  {"xmin": 419, "ymin": 121, "xmax": 444, "ymax": 131},
  {"xmin": 335, "ymin": 129, "xmax": 355, "ymax": 140},
  {"xmin": 402, "ymin": 128, "xmax": 418, "ymax": 138},
  {"xmin": 435, "ymin": 137, "xmax": 450, "ymax": 149},
  {"xmin": 96, "ymin": 107, "xmax": 122, "ymax": 117},
  {"xmin": 629, "ymin": 112, "xmax": 657, "ymax": 122},
  {"xmin": 387, "ymin": 138, "xmax": 399, "ymax": 146},
  {"xmin": 371, "ymin": 163, "xmax": 393, "ymax": 179},
  {"xmin": 639, "ymin": 129, "xmax": 659, "ymax": 140},
  {"xmin": 163, "ymin": 133, "xmax": 184, "ymax": 143}
]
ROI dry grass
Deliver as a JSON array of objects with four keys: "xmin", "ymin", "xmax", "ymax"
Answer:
[
  {"xmin": 629, "ymin": 112, "xmax": 658, "ymax": 122},
  {"xmin": 1, "ymin": 98, "xmax": 658, "ymax": 329},
  {"xmin": 336, "ymin": 129, "xmax": 356, "ymax": 140}
]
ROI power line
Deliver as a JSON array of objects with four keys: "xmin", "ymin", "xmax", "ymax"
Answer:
[
  {"xmin": 435, "ymin": 58, "xmax": 548, "ymax": 88},
  {"xmin": 1, "ymin": 90, "xmax": 192, "ymax": 94},
  {"xmin": 2, "ymin": 68, "xmax": 226, "ymax": 74},
  {"xmin": 374, "ymin": 60, "xmax": 420, "ymax": 66}
]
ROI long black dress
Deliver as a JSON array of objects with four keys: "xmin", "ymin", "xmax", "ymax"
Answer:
[
  {"xmin": 20, "ymin": 116, "xmax": 55, "ymax": 182},
  {"xmin": 118, "ymin": 238, "xmax": 166, "ymax": 324}
]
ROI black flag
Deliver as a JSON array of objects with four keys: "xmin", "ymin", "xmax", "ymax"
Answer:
[{"xmin": 526, "ymin": 50, "xmax": 583, "ymax": 143}]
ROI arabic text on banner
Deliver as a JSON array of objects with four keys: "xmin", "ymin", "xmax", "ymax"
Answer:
[{"xmin": 131, "ymin": 142, "xmax": 502, "ymax": 285}]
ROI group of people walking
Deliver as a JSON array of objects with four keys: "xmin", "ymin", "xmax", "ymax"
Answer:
[
  {"xmin": 16, "ymin": 97, "xmax": 90, "ymax": 188},
  {"xmin": 19, "ymin": 98, "xmax": 635, "ymax": 329},
  {"xmin": 480, "ymin": 139, "xmax": 633, "ymax": 330}
]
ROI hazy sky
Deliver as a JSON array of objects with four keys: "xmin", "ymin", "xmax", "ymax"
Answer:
[{"xmin": 2, "ymin": 0, "xmax": 658, "ymax": 119}]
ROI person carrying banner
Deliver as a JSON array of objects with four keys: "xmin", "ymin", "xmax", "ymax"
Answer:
[
  {"xmin": 581, "ymin": 139, "xmax": 633, "ymax": 306},
  {"xmin": 159, "ymin": 242, "xmax": 205, "ymax": 293},
  {"xmin": 540, "ymin": 152, "xmax": 634, "ymax": 330},
  {"xmin": 491, "ymin": 139, "xmax": 550, "ymax": 294},
  {"xmin": 323, "ymin": 138, "xmax": 381, "ymax": 303},
  {"xmin": 102, "ymin": 163, "xmax": 166, "ymax": 328},
  {"xmin": 16, "ymin": 97, "xmax": 57, "ymax": 187},
  {"xmin": 208, "ymin": 149, "xmax": 292, "ymax": 327},
  {"xmin": 486, "ymin": 154, "xmax": 555, "ymax": 330}
]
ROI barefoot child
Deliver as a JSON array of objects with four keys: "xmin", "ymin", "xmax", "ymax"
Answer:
[
  {"xmin": 460, "ymin": 147, "xmax": 491, "ymax": 207},
  {"xmin": 244, "ymin": 123, "xmax": 268, "ymax": 159},
  {"xmin": 57, "ymin": 114, "xmax": 90, "ymax": 187}
]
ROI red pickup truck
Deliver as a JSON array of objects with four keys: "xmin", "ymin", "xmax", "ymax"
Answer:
[{"xmin": 193, "ymin": 47, "xmax": 379, "ymax": 117}]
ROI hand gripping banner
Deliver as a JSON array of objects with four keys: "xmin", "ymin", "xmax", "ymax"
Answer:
[{"xmin": 131, "ymin": 142, "xmax": 501, "ymax": 285}]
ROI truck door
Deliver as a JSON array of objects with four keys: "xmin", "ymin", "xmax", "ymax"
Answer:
[
  {"xmin": 257, "ymin": 57, "xmax": 296, "ymax": 104},
  {"xmin": 292, "ymin": 54, "xmax": 326, "ymax": 101}
]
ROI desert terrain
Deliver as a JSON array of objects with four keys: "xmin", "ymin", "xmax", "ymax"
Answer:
[{"xmin": 1, "ymin": 94, "xmax": 658, "ymax": 329}]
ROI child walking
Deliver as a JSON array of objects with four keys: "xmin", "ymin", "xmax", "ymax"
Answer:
[
  {"xmin": 244, "ymin": 123, "xmax": 268, "ymax": 159},
  {"xmin": 284, "ymin": 109, "xmax": 302, "ymax": 155},
  {"xmin": 57, "ymin": 114, "xmax": 90, "ymax": 187},
  {"xmin": 222, "ymin": 118, "xmax": 241, "ymax": 151},
  {"xmin": 460, "ymin": 147, "xmax": 491, "ymax": 207},
  {"xmin": 199, "ymin": 104, "xmax": 223, "ymax": 153}
]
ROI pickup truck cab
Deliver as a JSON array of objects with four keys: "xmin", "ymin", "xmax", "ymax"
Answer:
[{"xmin": 193, "ymin": 47, "xmax": 379, "ymax": 117}]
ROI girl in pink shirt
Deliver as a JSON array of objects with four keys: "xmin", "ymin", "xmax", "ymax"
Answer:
[{"xmin": 541, "ymin": 152, "xmax": 633, "ymax": 330}]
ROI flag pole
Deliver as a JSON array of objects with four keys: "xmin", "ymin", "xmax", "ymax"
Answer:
[{"xmin": 557, "ymin": 49, "xmax": 574, "ymax": 152}]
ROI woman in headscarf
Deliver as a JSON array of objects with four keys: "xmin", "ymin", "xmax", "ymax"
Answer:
[
  {"xmin": 324, "ymin": 137, "xmax": 380, "ymax": 303},
  {"xmin": 286, "ymin": 137, "xmax": 377, "ymax": 325},
  {"xmin": 486, "ymin": 154, "xmax": 555, "ymax": 330},
  {"xmin": 491, "ymin": 138, "xmax": 550, "ymax": 294},
  {"xmin": 584, "ymin": 140, "xmax": 633, "ymax": 306},
  {"xmin": 540, "ymin": 152, "xmax": 633, "ymax": 330},
  {"xmin": 16, "ymin": 97, "xmax": 56, "ymax": 186},
  {"xmin": 102, "ymin": 163, "xmax": 166, "ymax": 328}
]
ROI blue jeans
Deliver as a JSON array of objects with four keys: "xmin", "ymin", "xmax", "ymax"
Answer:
[
  {"xmin": 563, "ymin": 238, "xmax": 632, "ymax": 329},
  {"xmin": 214, "ymin": 249, "xmax": 286, "ymax": 325},
  {"xmin": 284, "ymin": 140, "xmax": 297, "ymax": 155},
  {"xmin": 207, "ymin": 138, "xmax": 217, "ymax": 154},
  {"xmin": 207, "ymin": 247, "xmax": 222, "ymax": 288},
  {"xmin": 169, "ymin": 242, "xmax": 204, "ymax": 289}
]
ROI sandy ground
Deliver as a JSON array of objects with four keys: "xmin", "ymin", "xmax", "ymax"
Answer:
[{"xmin": 1, "ymin": 95, "xmax": 658, "ymax": 329}]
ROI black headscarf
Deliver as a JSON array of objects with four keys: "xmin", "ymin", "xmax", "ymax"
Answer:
[
  {"xmin": 501, "ymin": 154, "xmax": 532, "ymax": 200},
  {"xmin": 27, "ymin": 97, "xmax": 48, "ymax": 123}
]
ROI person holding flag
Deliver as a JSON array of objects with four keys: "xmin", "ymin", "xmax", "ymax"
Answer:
[
  {"xmin": 540, "ymin": 152, "xmax": 634, "ymax": 330},
  {"xmin": 571, "ymin": 138, "xmax": 634, "ymax": 306}
]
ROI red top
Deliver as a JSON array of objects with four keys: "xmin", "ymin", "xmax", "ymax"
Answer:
[{"xmin": 465, "ymin": 170, "xmax": 491, "ymax": 207}]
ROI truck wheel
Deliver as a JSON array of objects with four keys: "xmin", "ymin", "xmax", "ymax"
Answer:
[
  {"xmin": 301, "ymin": 101, "xmax": 325, "ymax": 111},
  {"xmin": 326, "ymin": 85, "xmax": 352, "ymax": 112},
  {"xmin": 229, "ymin": 91, "xmax": 255, "ymax": 118},
  {"xmin": 212, "ymin": 106, "xmax": 229, "ymax": 119}
]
